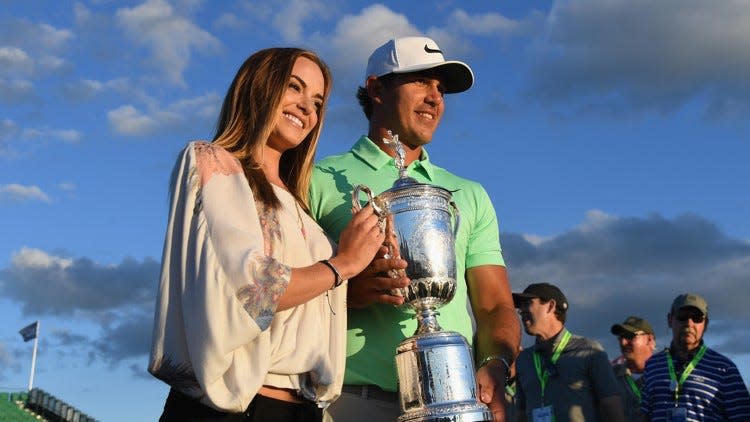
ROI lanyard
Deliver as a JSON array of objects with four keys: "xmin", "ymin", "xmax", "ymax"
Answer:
[
  {"xmin": 666, "ymin": 344, "xmax": 707, "ymax": 404},
  {"xmin": 533, "ymin": 330, "xmax": 572, "ymax": 403},
  {"xmin": 625, "ymin": 375, "xmax": 641, "ymax": 401}
]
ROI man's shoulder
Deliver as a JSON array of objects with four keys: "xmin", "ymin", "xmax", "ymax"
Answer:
[
  {"xmin": 315, "ymin": 149, "xmax": 358, "ymax": 168},
  {"xmin": 643, "ymin": 350, "xmax": 668, "ymax": 372},
  {"xmin": 568, "ymin": 333, "xmax": 606, "ymax": 353},
  {"xmin": 429, "ymin": 161, "xmax": 483, "ymax": 189},
  {"xmin": 702, "ymin": 346, "xmax": 741, "ymax": 371}
]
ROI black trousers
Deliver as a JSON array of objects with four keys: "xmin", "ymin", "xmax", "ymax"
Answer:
[{"xmin": 159, "ymin": 388, "xmax": 322, "ymax": 422}]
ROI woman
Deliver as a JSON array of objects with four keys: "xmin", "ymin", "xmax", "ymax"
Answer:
[{"xmin": 148, "ymin": 48, "xmax": 385, "ymax": 421}]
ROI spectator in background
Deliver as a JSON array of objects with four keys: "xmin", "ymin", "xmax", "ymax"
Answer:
[
  {"xmin": 640, "ymin": 293, "xmax": 750, "ymax": 421},
  {"xmin": 610, "ymin": 316, "xmax": 656, "ymax": 421},
  {"xmin": 513, "ymin": 282, "xmax": 625, "ymax": 422}
]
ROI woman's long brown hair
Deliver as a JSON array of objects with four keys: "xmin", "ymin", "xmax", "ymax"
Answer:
[{"xmin": 212, "ymin": 48, "xmax": 332, "ymax": 211}]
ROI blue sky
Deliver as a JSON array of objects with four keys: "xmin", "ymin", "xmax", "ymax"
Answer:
[{"xmin": 1, "ymin": 1, "xmax": 749, "ymax": 420}]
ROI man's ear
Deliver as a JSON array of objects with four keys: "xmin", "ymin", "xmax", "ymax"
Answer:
[
  {"xmin": 667, "ymin": 312, "xmax": 673, "ymax": 327},
  {"xmin": 547, "ymin": 299, "xmax": 556, "ymax": 314},
  {"xmin": 366, "ymin": 76, "xmax": 384, "ymax": 105}
]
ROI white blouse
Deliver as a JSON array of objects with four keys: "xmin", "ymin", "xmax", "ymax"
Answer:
[{"xmin": 148, "ymin": 141, "xmax": 347, "ymax": 412}]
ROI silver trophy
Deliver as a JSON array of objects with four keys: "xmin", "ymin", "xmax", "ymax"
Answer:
[{"xmin": 352, "ymin": 132, "xmax": 492, "ymax": 422}]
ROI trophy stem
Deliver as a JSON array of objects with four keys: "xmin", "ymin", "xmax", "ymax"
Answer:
[{"xmin": 414, "ymin": 307, "xmax": 443, "ymax": 335}]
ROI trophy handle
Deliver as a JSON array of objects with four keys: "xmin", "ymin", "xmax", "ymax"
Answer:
[
  {"xmin": 449, "ymin": 201, "xmax": 460, "ymax": 237},
  {"xmin": 352, "ymin": 184, "xmax": 387, "ymax": 217},
  {"xmin": 351, "ymin": 184, "xmax": 373, "ymax": 212}
]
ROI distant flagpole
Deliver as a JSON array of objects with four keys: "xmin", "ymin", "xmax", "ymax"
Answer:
[
  {"xmin": 19, "ymin": 321, "xmax": 40, "ymax": 391},
  {"xmin": 28, "ymin": 320, "xmax": 39, "ymax": 391}
]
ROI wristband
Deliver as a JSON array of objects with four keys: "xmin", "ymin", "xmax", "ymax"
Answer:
[
  {"xmin": 479, "ymin": 355, "xmax": 512, "ymax": 385},
  {"xmin": 320, "ymin": 259, "xmax": 343, "ymax": 289}
]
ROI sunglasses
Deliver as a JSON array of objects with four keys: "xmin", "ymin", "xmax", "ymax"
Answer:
[
  {"xmin": 674, "ymin": 312, "xmax": 705, "ymax": 324},
  {"xmin": 618, "ymin": 331, "xmax": 647, "ymax": 341}
]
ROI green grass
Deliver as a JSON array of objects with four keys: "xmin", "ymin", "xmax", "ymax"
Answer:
[{"xmin": 0, "ymin": 392, "xmax": 40, "ymax": 421}]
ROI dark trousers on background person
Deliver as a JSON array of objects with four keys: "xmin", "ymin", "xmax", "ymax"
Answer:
[{"xmin": 160, "ymin": 388, "xmax": 323, "ymax": 422}]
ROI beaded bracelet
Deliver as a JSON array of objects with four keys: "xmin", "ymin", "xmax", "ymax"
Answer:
[{"xmin": 320, "ymin": 259, "xmax": 343, "ymax": 289}]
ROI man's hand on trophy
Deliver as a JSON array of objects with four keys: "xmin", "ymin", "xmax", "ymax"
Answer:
[
  {"xmin": 476, "ymin": 360, "xmax": 508, "ymax": 422},
  {"xmin": 346, "ymin": 245, "xmax": 410, "ymax": 308}
]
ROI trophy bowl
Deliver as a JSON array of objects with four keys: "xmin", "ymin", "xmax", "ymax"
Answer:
[{"xmin": 354, "ymin": 181, "xmax": 459, "ymax": 312}]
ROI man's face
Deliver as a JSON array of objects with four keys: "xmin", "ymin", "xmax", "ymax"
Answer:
[
  {"xmin": 669, "ymin": 306, "xmax": 707, "ymax": 351},
  {"xmin": 372, "ymin": 72, "xmax": 445, "ymax": 149},
  {"xmin": 617, "ymin": 331, "xmax": 654, "ymax": 365},
  {"xmin": 517, "ymin": 297, "xmax": 552, "ymax": 336}
]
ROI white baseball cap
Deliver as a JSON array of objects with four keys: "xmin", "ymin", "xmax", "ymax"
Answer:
[{"xmin": 365, "ymin": 36, "xmax": 474, "ymax": 93}]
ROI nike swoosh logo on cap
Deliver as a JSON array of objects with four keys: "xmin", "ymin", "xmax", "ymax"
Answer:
[{"xmin": 424, "ymin": 45, "xmax": 442, "ymax": 54}]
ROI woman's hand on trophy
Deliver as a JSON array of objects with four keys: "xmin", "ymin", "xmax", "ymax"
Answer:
[
  {"xmin": 346, "ymin": 246, "xmax": 410, "ymax": 308},
  {"xmin": 334, "ymin": 204, "xmax": 387, "ymax": 280}
]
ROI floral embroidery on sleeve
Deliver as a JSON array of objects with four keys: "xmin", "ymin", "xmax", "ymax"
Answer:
[
  {"xmin": 193, "ymin": 141, "xmax": 243, "ymax": 186},
  {"xmin": 236, "ymin": 202, "xmax": 288, "ymax": 330},
  {"xmin": 236, "ymin": 255, "xmax": 290, "ymax": 331}
]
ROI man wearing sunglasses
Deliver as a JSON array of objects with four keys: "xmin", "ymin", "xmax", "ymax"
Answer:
[
  {"xmin": 640, "ymin": 293, "xmax": 750, "ymax": 421},
  {"xmin": 513, "ymin": 282, "xmax": 625, "ymax": 421},
  {"xmin": 610, "ymin": 316, "xmax": 656, "ymax": 421}
]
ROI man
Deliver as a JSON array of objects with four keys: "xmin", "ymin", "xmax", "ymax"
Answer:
[
  {"xmin": 640, "ymin": 293, "xmax": 750, "ymax": 421},
  {"xmin": 513, "ymin": 282, "xmax": 625, "ymax": 421},
  {"xmin": 610, "ymin": 316, "xmax": 656, "ymax": 421},
  {"xmin": 309, "ymin": 36, "xmax": 520, "ymax": 420}
]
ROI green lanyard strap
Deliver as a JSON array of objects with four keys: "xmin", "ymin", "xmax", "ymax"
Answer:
[
  {"xmin": 533, "ymin": 330, "xmax": 572, "ymax": 403},
  {"xmin": 666, "ymin": 344, "xmax": 707, "ymax": 404},
  {"xmin": 625, "ymin": 375, "xmax": 641, "ymax": 401}
]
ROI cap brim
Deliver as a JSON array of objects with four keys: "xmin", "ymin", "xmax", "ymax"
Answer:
[
  {"xmin": 674, "ymin": 305, "xmax": 707, "ymax": 316},
  {"xmin": 389, "ymin": 61, "xmax": 474, "ymax": 93},
  {"xmin": 611, "ymin": 324, "xmax": 633, "ymax": 336},
  {"xmin": 611, "ymin": 323, "xmax": 651, "ymax": 336},
  {"xmin": 512, "ymin": 293, "xmax": 537, "ymax": 308}
]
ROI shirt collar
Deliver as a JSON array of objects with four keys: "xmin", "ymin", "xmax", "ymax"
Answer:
[
  {"xmin": 668, "ymin": 339, "xmax": 705, "ymax": 363},
  {"xmin": 351, "ymin": 135, "xmax": 436, "ymax": 181},
  {"xmin": 614, "ymin": 362, "xmax": 630, "ymax": 377},
  {"xmin": 534, "ymin": 328, "xmax": 568, "ymax": 356}
]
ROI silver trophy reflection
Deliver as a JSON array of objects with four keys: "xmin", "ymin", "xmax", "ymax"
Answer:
[{"xmin": 352, "ymin": 132, "xmax": 492, "ymax": 422}]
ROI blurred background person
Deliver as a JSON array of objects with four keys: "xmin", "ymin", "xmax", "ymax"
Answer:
[
  {"xmin": 610, "ymin": 316, "xmax": 656, "ymax": 421},
  {"xmin": 513, "ymin": 282, "xmax": 625, "ymax": 422},
  {"xmin": 640, "ymin": 293, "xmax": 750, "ymax": 421}
]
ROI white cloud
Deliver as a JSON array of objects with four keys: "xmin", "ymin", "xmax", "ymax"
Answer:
[
  {"xmin": 0, "ymin": 18, "xmax": 73, "ymax": 79},
  {"xmin": 0, "ymin": 79, "xmax": 35, "ymax": 104},
  {"xmin": 322, "ymin": 4, "xmax": 421, "ymax": 87},
  {"xmin": 30, "ymin": 23, "xmax": 75, "ymax": 50},
  {"xmin": 0, "ymin": 47, "xmax": 33, "ymax": 76},
  {"xmin": 107, "ymin": 105, "xmax": 161, "ymax": 136},
  {"xmin": 502, "ymin": 212, "xmax": 750, "ymax": 354},
  {"xmin": 271, "ymin": 0, "xmax": 330, "ymax": 42},
  {"xmin": 58, "ymin": 182, "xmax": 77, "ymax": 191},
  {"xmin": 21, "ymin": 128, "xmax": 82, "ymax": 144},
  {"xmin": 449, "ymin": 9, "xmax": 524, "ymax": 36},
  {"xmin": 214, "ymin": 12, "xmax": 244, "ymax": 30},
  {"xmin": 0, "ymin": 184, "xmax": 52, "ymax": 203},
  {"xmin": 11, "ymin": 247, "xmax": 72, "ymax": 269},
  {"xmin": 107, "ymin": 92, "xmax": 220, "ymax": 137},
  {"xmin": 51, "ymin": 129, "xmax": 82, "ymax": 143},
  {"xmin": 524, "ymin": 0, "xmax": 750, "ymax": 116},
  {"xmin": 1, "ymin": 248, "xmax": 159, "ymax": 316},
  {"xmin": 116, "ymin": 0, "xmax": 222, "ymax": 86}
]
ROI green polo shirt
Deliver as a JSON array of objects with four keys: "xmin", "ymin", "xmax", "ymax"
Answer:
[{"xmin": 309, "ymin": 135, "xmax": 505, "ymax": 391}]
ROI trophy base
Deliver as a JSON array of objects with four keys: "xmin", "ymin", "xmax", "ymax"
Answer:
[
  {"xmin": 396, "ymin": 330, "xmax": 492, "ymax": 422},
  {"xmin": 397, "ymin": 404, "xmax": 493, "ymax": 422}
]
